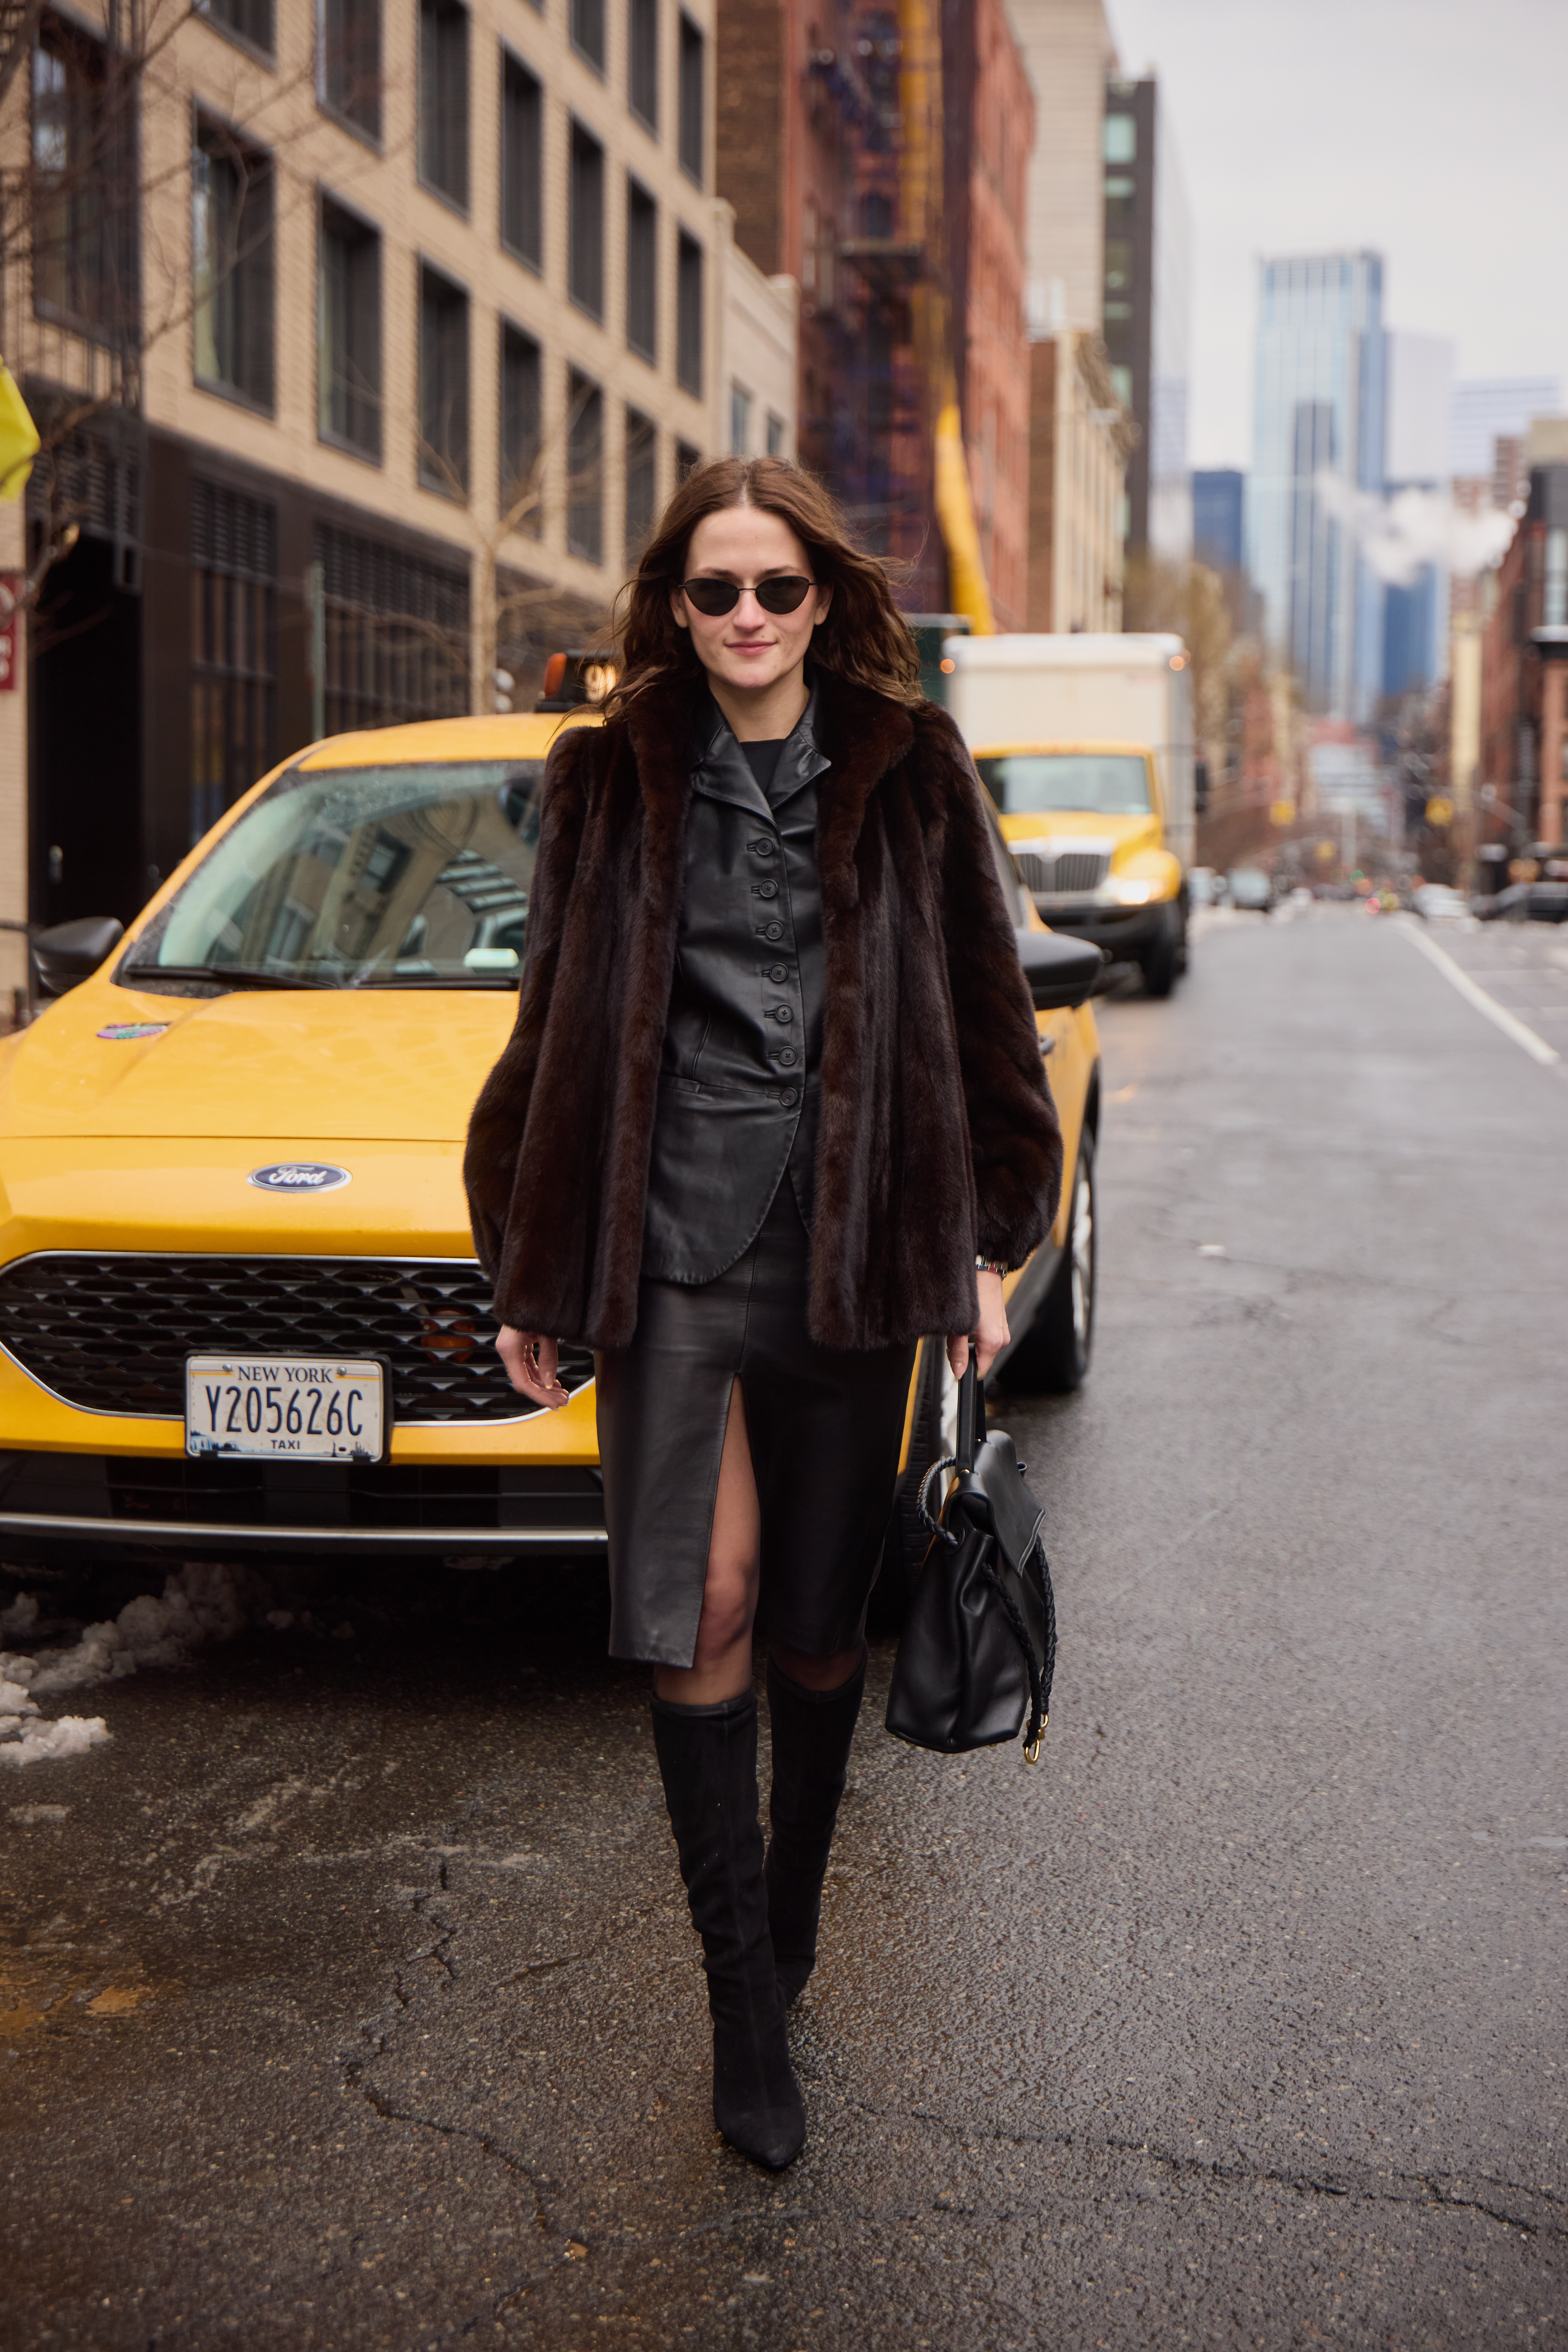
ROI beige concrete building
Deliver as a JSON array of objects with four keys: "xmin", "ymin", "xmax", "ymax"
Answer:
[
  {"xmin": 1009, "ymin": 0, "xmax": 1118, "ymax": 340},
  {"xmin": 1009, "ymin": 0, "xmax": 1129, "ymax": 633},
  {"xmin": 716, "ymin": 211, "xmax": 796, "ymax": 461},
  {"xmin": 1025, "ymin": 326, "xmax": 1131, "ymax": 634},
  {"xmin": 0, "ymin": 0, "xmax": 791, "ymax": 966}
]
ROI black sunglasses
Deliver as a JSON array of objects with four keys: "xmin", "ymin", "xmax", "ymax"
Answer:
[{"xmin": 680, "ymin": 574, "xmax": 816, "ymax": 618}]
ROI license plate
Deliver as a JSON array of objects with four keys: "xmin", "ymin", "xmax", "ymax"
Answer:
[{"xmin": 185, "ymin": 1356, "xmax": 387, "ymax": 1462}]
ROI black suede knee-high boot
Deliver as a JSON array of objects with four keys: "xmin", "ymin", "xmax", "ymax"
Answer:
[
  {"xmin": 651, "ymin": 1689, "xmax": 805, "ymax": 2171},
  {"xmin": 764, "ymin": 1651, "xmax": 866, "ymax": 2007}
]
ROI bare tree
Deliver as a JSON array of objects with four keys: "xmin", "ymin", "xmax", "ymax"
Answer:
[{"xmin": 416, "ymin": 372, "xmax": 615, "ymax": 721}]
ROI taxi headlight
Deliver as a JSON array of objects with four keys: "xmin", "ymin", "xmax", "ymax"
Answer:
[{"xmin": 1096, "ymin": 874, "xmax": 1160, "ymax": 906}]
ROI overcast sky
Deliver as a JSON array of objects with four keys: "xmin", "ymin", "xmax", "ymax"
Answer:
[{"xmin": 1104, "ymin": 0, "xmax": 1568, "ymax": 470}]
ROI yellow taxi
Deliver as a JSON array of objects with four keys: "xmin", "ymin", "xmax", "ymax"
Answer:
[
  {"xmin": 978, "ymin": 745, "xmax": 1187, "ymax": 997},
  {"xmin": 0, "ymin": 674, "xmax": 1101, "ymax": 1607}
]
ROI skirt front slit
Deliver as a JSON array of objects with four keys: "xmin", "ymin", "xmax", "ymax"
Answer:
[{"xmin": 595, "ymin": 1182, "xmax": 918, "ymax": 1667}]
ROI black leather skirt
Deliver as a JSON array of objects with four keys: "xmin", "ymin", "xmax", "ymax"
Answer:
[{"xmin": 595, "ymin": 1182, "xmax": 919, "ymax": 1667}]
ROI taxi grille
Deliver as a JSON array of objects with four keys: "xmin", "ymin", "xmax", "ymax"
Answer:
[
  {"xmin": 1014, "ymin": 850, "xmax": 1109, "ymax": 896},
  {"xmin": 0, "ymin": 1253, "xmax": 594, "ymax": 1424}
]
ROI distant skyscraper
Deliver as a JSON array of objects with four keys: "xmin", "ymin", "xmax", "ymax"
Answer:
[
  {"xmin": 1101, "ymin": 75, "xmax": 1192, "ymax": 562},
  {"xmin": 1249, "ymin": 251, "xmax": 1387, "ymax": 722},
  {"xmin": 1450, "ymin": 378, "xmax": 1561, "ymax": 480},
  {"xmin": 1193, "ymin": 468, "xmax": 1245, "ymax": 573},
  {"xmin": 1382, "ymin": 331, "xmax": 1455, "ymax": 700}
]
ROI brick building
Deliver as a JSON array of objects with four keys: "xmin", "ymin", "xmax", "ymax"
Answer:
[
  {"xmin": 950, "ymin": 0, "xmax": 1032, "ymax": 630},
  {"xmin": 714, "ymin": 0, "xmax": 849, "ymax": 485},
  {"xmin": 716, "ymin": 0, "xmax": 1032, "ymax": 623},
  {"xmin": 1481, "ymin": 461, "xmax": 1568, "ymax": 853},
  {"xmin": 1, "ymin": 0, "xmax": 796, "ymax": 965}
]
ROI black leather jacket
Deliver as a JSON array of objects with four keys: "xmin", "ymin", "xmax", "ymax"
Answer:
[{"xmin": 641, "ymin": 690, "xmax": 830, "ymax": 1283}]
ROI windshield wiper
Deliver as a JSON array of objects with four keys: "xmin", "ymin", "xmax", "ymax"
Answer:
[
  {"xmin": 121, "ymin": 963, "xmax": 336, "ymax": 991},
  {"xmin": 346, "ymin": 973, "xmax": 521, "ymax": 989}
]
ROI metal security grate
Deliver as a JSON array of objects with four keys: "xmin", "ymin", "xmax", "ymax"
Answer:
[
  {"xmin": 0, "ymin": 1253, "xmax": 593, "ymax": 1425},
  {"xmin": 1014, "ymin": 850, "xmax": 1108, "ymax": 896}
]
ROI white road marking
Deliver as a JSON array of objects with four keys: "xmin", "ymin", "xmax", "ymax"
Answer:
[{"xmin": 1393, "ymin": 915, "xmax": 1561, "ymax": 1067}]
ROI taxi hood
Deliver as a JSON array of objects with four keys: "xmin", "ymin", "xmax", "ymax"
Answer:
[
  {"xmin": 0, "ymin": 979, "xmax": 516, "ymax": 1141},
  {"xmin": 998, "ymin": 808, "xmax": 1165, "ymax": 858}
]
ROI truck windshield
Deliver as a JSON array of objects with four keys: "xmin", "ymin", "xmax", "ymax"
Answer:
[
  {"xmin": 121, "ymin": 761, "xmax": 544, "ymax": 990},
  {"xmin": 976, "ymin": 753, "xmax": 1151, "ymax": 817}
]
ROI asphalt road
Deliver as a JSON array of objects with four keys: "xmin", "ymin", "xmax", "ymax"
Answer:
[{"xmin": 3, "ymin": 905, "xmax": 1566, "ymax": 2350}]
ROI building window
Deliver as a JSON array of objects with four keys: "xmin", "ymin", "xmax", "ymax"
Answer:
[
  {"xmin": 500, "ymin": 323, "xmax": 543, "ymax": 532},
  {"xmin": 1102, "ymin": 113, "xmax": 1136, "ymax": 164},
  {"xmin": 766, "ymin": 412, "xmax": 785, "ymax": 458},
  {"xmin": 676, "ymin": 438, "xmax": 700, "ymax": 481},
  {"xmin": 319, "ymin": 0, "xmax": 381, "ymax": 140},
  {"xmin": 1547, "ymin": 528, "xmax": 1568, "ymax": 631},
  {"xmin": 730, "ymin": 380, "xmax": 751, "ymax": 456},
  {"xmin": 625, "ymin": 178, "xmax": 656, "ymax": 361},
  {"xmin": 567, "ymin": 369, "xmax": 603, "ymax": 563},
  {"xmin": 30, "ymin": 19, "xmax": 136, "ymax": 339},
  {"xmin": 201, "ymin": 0, "xmax": 274, "ymax": 54},
  {"xmin": 418, "ymin": 0, "xmax": 468, "ymax": 210},
  {"xmin": 500, "ymin": 50, "xmax": 542, "ymax": 269},
  {"xmin": 569, "ymin": 119, "xmax": 605, "ymax": 320},
  {"xmin": 191, "ymin": 481, "xmax": 276, "ymax": 843},
  {"xmin": 625, "ymin": 405, "xmax": 655, "ymax": 555},
  {"xmin": 676, "ymin": 229, "xmax": 702, "ymax": 395},
  {"xmin": 314, "ymin": 520, "xmax": 469, "ymax": 733},
  {"xmin": 192, "ymin": 117, "xmax": 274, "ymax": 409},
  {"xmin": 318, "ymin": 196, "xmax": 381, "ymax": 459},
  {"xmin": 418, "ymin": 262, "xmax": 469, "ymax": 496},
  {"xmin": 571, "ymin": 0, "xmax": 605, "ymax": 72},
  {"xmin": 678, "ymin": 13, "xmax": 703, "ymax": 184},
  {"xmin": 629, "ymin": 0, "xmax": 658, "ymax": 130}
]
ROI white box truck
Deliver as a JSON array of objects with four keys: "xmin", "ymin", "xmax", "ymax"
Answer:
[{"xmin": 944, "ymin": 633, "xmax": 1198, "ymax": 996}]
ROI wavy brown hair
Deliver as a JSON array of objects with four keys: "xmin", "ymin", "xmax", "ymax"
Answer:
[{"xmin": 603, "ymin": 457, "xmax": 922, "ymax": 717}]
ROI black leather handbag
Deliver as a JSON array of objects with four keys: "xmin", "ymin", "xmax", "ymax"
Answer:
[{"xmin": 884, "ymin": 1357, "xmax": 1057, "ymax": 1760}]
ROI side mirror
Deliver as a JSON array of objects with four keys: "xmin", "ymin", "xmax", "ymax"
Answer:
[
  {"xmin": 32, "ymin": 915, "xmax": 125, "ymax": 997},
  {"xmin": 1015, "ymin": 927, "xmax": 1106, "ymax": 1011}
]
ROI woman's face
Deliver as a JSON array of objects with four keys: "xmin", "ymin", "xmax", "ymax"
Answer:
[{"xmin": 671, "ymin": 506, "xmax": 832, "ymax": 699}]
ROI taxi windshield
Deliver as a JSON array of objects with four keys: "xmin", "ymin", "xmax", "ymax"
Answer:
[
  {"xmin": 976, "ymin": 753, "xmax": 1151, "ymax": 817},
  {"xmin": 122, "ymin": 762, "xmax": 544, "ymax": 990}
]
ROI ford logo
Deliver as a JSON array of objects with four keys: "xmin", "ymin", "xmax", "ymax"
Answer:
[{"xmin": 247, "ymin": 1162, "xmax": 352, "ymax": 1194}]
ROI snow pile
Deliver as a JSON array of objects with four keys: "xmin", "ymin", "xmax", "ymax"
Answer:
[
  {"xmin": 0, "ymin": 1563, "xmax": 253, "ymax": 1768},
  {"xmin": 1, "ymin": 1715, "xmax": 111, "ymax": 1767}
]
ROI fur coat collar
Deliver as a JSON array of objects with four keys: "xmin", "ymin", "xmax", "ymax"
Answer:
[{"xmin": 465, "ymin": 666, "xmax": 1062, "ymax": 1351}]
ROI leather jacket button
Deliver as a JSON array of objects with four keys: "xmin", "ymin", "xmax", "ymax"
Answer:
[
  {"xmin": 755, "ymin": 880, "xmax": 778, "ymax": 900},
  {"xmin": 779, "ymin": 1087, "xmax": 799, "ymax": 1107},
  {"xmin": 762, "ymin": 920, "xmax": 784, "ymax": 941},
  {"xmin": 776, "ymin": 1048, "xmax": 798, "ymax": 1066},
  {"xmin": 770, "ymin": 1005, "xmax": 793, "ymax": 1023},
  {"xmin": 749, "ymin": 838, "xmax": 776, "ymax": 858},
  {"xmin": 767, "ymin": 965, "xmax": 787, "ymax": 983}
]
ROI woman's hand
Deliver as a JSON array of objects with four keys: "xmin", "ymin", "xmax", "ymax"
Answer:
[
  {"xmin": 497, "ymin": 1327, "xmax": 570, "ymax": 1409},
  {"xmin": 946, "ymin": 1270, "xmax": 1010, "ymax": 1385}
]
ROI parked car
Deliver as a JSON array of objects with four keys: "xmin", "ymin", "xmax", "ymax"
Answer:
[
  {"xmin": 1226, "ymin": 867, "xmax": 1273, "ymax": 913},
  {"xmin": 1, "ymin": 700, "xmax": 1103, "ymax": 1621},
  {"xmin": 1497, "ymin": 879, "xmax": 1568, "ymax": 924}
]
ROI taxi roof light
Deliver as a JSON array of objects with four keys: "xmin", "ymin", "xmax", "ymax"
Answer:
[{"xmin": 536, "ymin": 650, "xmax": 619, "ymax": 712}]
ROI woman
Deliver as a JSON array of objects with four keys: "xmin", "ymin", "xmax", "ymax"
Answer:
[{"xmin": 465, "ymin": 458, "xmax": 1060, "ymax": 2172}]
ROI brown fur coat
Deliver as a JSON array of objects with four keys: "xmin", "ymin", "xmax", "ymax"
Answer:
[{"xmin": 464, "ymin": 667, "xmax": 1062, "ymax": 1350}]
